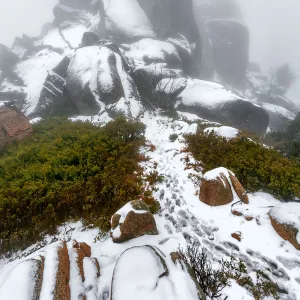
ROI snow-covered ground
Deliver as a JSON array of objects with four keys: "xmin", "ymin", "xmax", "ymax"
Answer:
[{"xmin": 0, "ymin": 112, "xmax": 300, "ymax": 299}]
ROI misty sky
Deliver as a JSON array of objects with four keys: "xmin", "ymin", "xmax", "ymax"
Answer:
[{"xmin": 0, "ymin": 0, "xmax": 299, "ymax": 104}]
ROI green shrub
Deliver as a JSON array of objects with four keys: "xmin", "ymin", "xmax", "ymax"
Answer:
[
  {"xmin": 169, "ymin": 133, "xmax": 179, "ymax": 142},
  {"xmin": 0, "ymin": 117, "xmax": 153, "ymax": 253},
  {"xmin": 185, "ymin": 130, "xmax": 300, "ymax": 200}
]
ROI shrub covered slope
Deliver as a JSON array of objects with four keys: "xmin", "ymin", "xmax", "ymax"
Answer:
[{"xmin": 0, "ymin": 117, "xmax": 150, "ymax": 252}]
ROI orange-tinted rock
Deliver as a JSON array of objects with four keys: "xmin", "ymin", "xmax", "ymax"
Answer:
[
  {"xmin": 200, "ymin": 173, "xmax": 233, "ymax": 206},
  {"xmin": 229, "ymin": 173, "xmax": 249, "ymax": 204},
  {"xmin": 0, "ymin": 103, "xmax": 32, "ymax": 149},
  {"xmin": 54, "ymin": 242, "xmax": 71, "ymax": 300},
  {"xmin": 111, "ymin": 200, "xmax": 158, "ymax": 243},
  {"xmin": 245, "ymin": 215, "xmax": 254, "ymax": 221},
  {"xmin": 232, "ymin": 209, "xmax": 243, "ymax": 217},
  {"xmin": 231, "ymin": 232, "xmax": 242, "ymax": 242},
  {"xmin": 269, "ymin": 214, "xmax": 300, "ymax": 250}
]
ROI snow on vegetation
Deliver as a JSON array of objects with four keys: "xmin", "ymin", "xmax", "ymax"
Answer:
[
  {"xmin": 0, "ymin": 114, "xmax": 300, "ymax": 299},
  {"xmin": 204, "ymin": 125, "xmax": 239, "ymax": 139}
]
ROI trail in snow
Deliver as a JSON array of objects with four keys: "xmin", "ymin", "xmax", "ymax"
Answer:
[{"xmin": 0, "ymin": 112, "xmax": 300, "ymax": 299}]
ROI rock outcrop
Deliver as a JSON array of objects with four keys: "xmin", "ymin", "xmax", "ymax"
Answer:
[
  {"xmin": 111, "ymin": 245, "xmax": 205, "ymax": 300},
  {"xmin": 36, "ymin": 56, "xmax": 73, "ymax": 117},
  {"xmin": 200, "ymin": 167, "xmax": 248, "ymax": 206},
  {"xmin": 176, "ymin": 79, "xmax": 269, "ymax": 135},
  {"xmin": 111, "ymin": 200, "xmax": 158, "ymax": 243},
  {"xmin": 66, "ymin": 46, "xmax": 124, "ymax": 115},
  {"xmin": 269, "ymin": 203, "xmax": 300, "ymax": 250},
  {"xmin": 0, "ymin": 102, "xmax": 33, "ymax": 149}
]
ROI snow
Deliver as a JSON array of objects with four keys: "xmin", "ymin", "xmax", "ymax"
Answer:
[
  {"xmin": 1, "ymin": 113, "xmax": 300, "ymax": 299},
  {"xmin": 123, "ymin": 38, "xmax": 181, "ymax": 67},
  {"xmin": 29, "ymin": 117, "xmax": 42, "ymax": 124},
  {"xmin": 0, "ymin": 259, "xmax": 36, "ymax": 300},
  {"xmin": 15, "ymin": 49, "xmax": 62, "ymax": 114},
  {"xmin": 111, "ymin": 246, "xmax": 199, "ymax": 300},
  {"xmin": 184, "ymin": 123, "xmax": 198, "ymax": 135},
  {"xmin": 61, "ymin": 24, "xmax": 88, "ymax": 48},
  {"xmin": 42, "ymin": 28, "xmax": 70, "ymax": 53},
  {"xmin": 67, "ymin": 46, "xmax": 114, "ymax": 110},
  {"xmin": 262, "ymin": 103, "xmax": 297, "ymax": 120},
  {"xmin": 103, "ymin": 0, "xmax": 155, "ymax": 40},
  {"xmin": 269, "ymin": 203, "xmax": 300, "ymax": 243},
  {"xmin": 204, "ymin": 126, "xmax": 239, "ymax": 139},
  {"xmin": 176, "ymin": 79, "xmax": 241, "ymax": 109}
]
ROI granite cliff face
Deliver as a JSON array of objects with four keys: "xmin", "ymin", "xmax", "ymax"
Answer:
[{"xmin": 2, "ymin": 0, "xmax": 298, "ymax": 135}]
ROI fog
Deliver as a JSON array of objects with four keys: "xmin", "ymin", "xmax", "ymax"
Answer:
[
  {"xmin": 0, "ymin": 0, "xmax": 299, "ymax": 103},
  {"xmin": 238, "ymin": 0, "xmax": 300, "ymax": 104},
  {"xmin": 0, "ymin": 0, "xmax": 58, "ymax": 46}
]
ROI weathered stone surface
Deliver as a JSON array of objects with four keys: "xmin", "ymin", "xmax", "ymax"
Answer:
[
  {"xmin": 229, "ymin": 173, "xmax": 249, "ymax": 204},
  {"xmin": 200, "ymin": 173, "xmax": 233, "ymax": 206},
  {"xmin": 200, "ymin": 168, "xmax": 249, "ymax": 206},
  {"xmin": 0, "ymin": 102, "xmax": 32, "ymax": 149},
  {"xmin": 231, "ymin": 232, "xmax": 242, "ymax": 242},
  {"xmin": 54, "ymin": 242, "xmax": 71, "ymax": 300},
  {"xmin": 176, "ymin": 79, "xmax": 269, "ymax": 135},
  {"xmin": 66, "ymin": 46, "xmax": 124, "ymax": 115},
  {"xmin": 269, "ymin": 212, "xmax": 300, "ymax": 251},
  {"xmin": 111, "ymin": 200, "xmax": 158, "ymax": 243}
]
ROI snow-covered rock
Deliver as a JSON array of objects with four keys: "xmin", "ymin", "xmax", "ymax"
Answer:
[
  {"xmin": 104, "ymin": 0, "xmax": 155, "ymax": 41},
  {"xmin": 66, "ymin": 46, "xmax": 124, "ymax": 115},
  {"xmin": 123, "ymin": 38, "xmax": 182, "ymax": 69},
  {"xmin": 111, "ymin": 200, "xmax": 158, "ymax": 243},
  {"xmin": 138, "ymin": 0, "xmax": 202, "ymax": 77},
  {"xmin": 35, "ymin": 56, "xmax": 73, "ymax": 117},
  {"xmin": 175, "ymin": 79, "xmax": 269, "ymax": 135},
  {"xmin": 206, "ymin": 18, "xmax": 249, "ymax": 88},
  {"xmin": 111, "ymin": 245, "xmax": 204, "ymax": 300},
  {"xmin": 269, "ymin": 203, "xmax": 300, "ymax": 250},
  {"xmin": 200, "ymin": 167, "xmax": 249, "ymax": 206},
  {"xmin": 13, "ymin": 49, "xmax": 63, "ymax": 114}
]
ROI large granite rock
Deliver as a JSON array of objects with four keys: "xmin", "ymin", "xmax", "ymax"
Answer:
[
  {"xmin": 206, "ymin": 19, "xmax": 249, "ymax": 88},
  {"xmin": 269, "ymin": 203, "xmax": 300, "ymax": 251},
  {"xmin": 111, "ymin": 200, "xmax": 158, "ymax": 243},
  {"xmin": 175, "ymin": 79, "xmax": 269, "ymax": 135},
  {"xmin": 138, "ymin": 0, "xmax": 202, "ymax": 77},
  {"xmin": 200, "ymin": 167, "xmax": 248, "ymax": 206},
  {"xmin": 66, "ymin": 46, "xmax": 125, "ymax": 115},
  {"xmin": 35, "ymin": 57, "xmax": 74, "ymax": 117}
]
